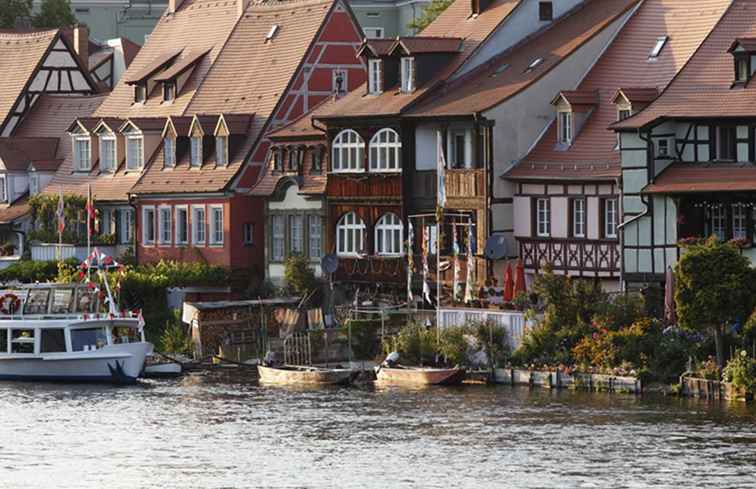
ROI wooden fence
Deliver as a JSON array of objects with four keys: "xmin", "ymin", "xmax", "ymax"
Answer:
[{"xmin": 494, "ymin": 368, "xmax": 642, "ymax": 394}]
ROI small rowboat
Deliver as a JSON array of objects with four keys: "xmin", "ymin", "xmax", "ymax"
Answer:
[
  {"xmin": 257, "ymin": 365, "xmax": 358, "ymax": 386},
  {"xmin": 375, "ymin": 366, "xmax": 465, "ymax": 386},
  {"xmin": 143, "ymin": 362, "xmax": 183, "ymax": 377}
]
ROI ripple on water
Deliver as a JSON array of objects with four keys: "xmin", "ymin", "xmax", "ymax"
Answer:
[{"xmin": 1, "ymin": 373, "xmax": 756, "ymax": 489}]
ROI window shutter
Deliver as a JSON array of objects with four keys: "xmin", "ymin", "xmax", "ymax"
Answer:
[{"xmin": 599, "ymin": 198, "xmax": 606, "ymax": 238}]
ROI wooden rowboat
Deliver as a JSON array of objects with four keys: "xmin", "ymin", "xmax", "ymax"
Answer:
[
  {"xmin": 375, "ymin": 366, "xmax": 466, "ymax": 386},
  {"xmin": 257, "ymin": 365, "xmax": 358, "ymax": 386}
]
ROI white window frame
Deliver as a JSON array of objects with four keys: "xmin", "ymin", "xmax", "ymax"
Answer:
[
  {"xmin": 447, "ymin": 129, "xmax": 471, "ymax": 169},
  {"xmin": 289, "ymin": 215, "xmax": 304, "ymax": 255},
  {"xmin": 656, "ymin": 138, "xmax": 671, "ymax": 158},
  {"xmin": 126, "ymin": 134, "xmax": 144, "ymax": 170},
  {"xmin": 271, "ymin": 214, "xmax": 285, "ymax": 261},
  {"xmin": 158, "ymin": 205, "xmax": 172, "ymax": 246},
  {"xmin": 332, "ymin": 129, "xmax": 365, "ymax": 172},
  {"xmin": 163, "ymin": 81, "xmax": 176, "ymax": 102},
  {"xmin": 733, "ymin": 204, "xmax": 748, "ymax": 240},
  {"xmin": 209, "ymin": 205, "xmax": 224, "ymax": 246},
  {"xmin": 0, "ymin": 176, "xmax": 6, "ymax": 203},
  {"xmin": 175, "ymin": 205, "xmax": 188, "ymax": 246},
  {"xmin": 29, "ymin": 172, "xmax": 39, "ymax": 196},
  {"xmin": 572, "ymin": 198, "xmax": 585, "ymax": 238},
  {"xmin": 309, "ymin": 215, "xmax": 322, "ymax": 260},
  {"xmin": 649, "ymin": 36, "xmax": 668, "ymax": 60},
  {"xmin": 336, "ymin": 211, "xmax": 366, "ymax": 256},
  {"xmin": 216, "ymin": 135, "xmax": 228, "ymax": 166},
  {"xmin": 142, "ymin": 205, "xmax": 156, "ymax": 246},
  {"xmin": 604, "ymin": 199, "xmax": 618, "ymax": 239},
  {"xmin": 709, "ymin": 205, "xmax": 726, "ymax": 241},
  {"xmin": 243, "ymin": 222, "xmax": 253, "ymax": 246},
  {"xmin": 400, "ymin": 57, "xmax": 415, "ymax": 93},
  {"xmin": 190, "ymin": 136, "xmax": 202, "ymax": 167},
  {"xmin": 368, "ymin": 59, "xmax": 382, "ymax": 95},
  {"xmin": 536, "ymin": 198, "xmax": 550, "ymax": 237},
  {"xmin": 191, "ymin": 205, "xmax": 206, "ymax": 245},
  {"xmin": 99, "ymin": 134, "xmax": 116, "ymax": 172},
  {"xmin": 134, "ymin": 84, "xmax": 146, "ymax": 104},
  {"xmin": 164, "ymin": 137, "xmax": 176, "ymax": 168},
  {"xmin": 332, "ymin": 69, "xmax": 347, "ymax": 93},
  {"xmin": 73, "ymin": 135, "xmax": 91, "ymax": 171},
  {"xmin": 374, "ymin": 213, "xmax": 403, "ymax": 256},
  {"xmin": 558, "ymin": 111, "xmax": 572, "ymax": 144},
  {"xmin": 119, "ymin": 208, "xmax": 134, "ymax": 245},
  {"xmin": 369, "ymin": 128, "xmax": 401, "ymax": 172},
  {"xmin": 364, "ymin": 27, "xmax": 384, "ymax": 39}
]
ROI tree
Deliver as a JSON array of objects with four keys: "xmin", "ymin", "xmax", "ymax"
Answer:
[
  {"xmin": 283, "ymin": 254, "xmax": 317, "ymax": 297},
  {"xmin": 33, "ymin": 0, "xmax": 75, "ymax": 29},
  {"xmin": 0, "ymin": 0, "xmax": 32, "ymax": 29},
  {"xmin": 408, "ymin": 0, "xmax": 453, "ymax": 32},
  {"xmin": 675, "ymin": 238, "xmax": 755, "ymax": 367}
]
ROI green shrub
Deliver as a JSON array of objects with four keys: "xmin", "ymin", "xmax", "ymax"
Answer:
[
  {"xmin": 470, "ymin": 320, "xmax": 510, "ymax": 367},
  {"xmin": 346, "ymin": 319, "xmax": 382, "ymax": 361},
  {"xmin": 284, "ymin": 255, "xmax": 317, "ymax": 297},
  {"xmin": 437, "ymin": 325, "xmax": 470, "ymax": 366},
  {"xmin": 390, "ymin": 322, "xmax": 436, "ymax": 366},
  {"xmin": 0, "ymin": 258, "xmax": 79, "ymax": 283},
  {"xmin": 160, "ymin": 311, "xmax": 193, "ymax": 354},
  {"xmin": 723, "ymin": 350, "xmax": 756, "ymax": 392}
]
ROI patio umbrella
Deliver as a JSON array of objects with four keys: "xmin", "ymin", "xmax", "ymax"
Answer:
[
  {"xmin": 502, "ymin": 263, "xmax": 514, "ymax": 302},
  {"xmin": 514, "ymin": 260, "xmax": 527, "ymax": 296},
  {"xmin": 664, "ymin": 266, "xmax": 676, "ymax": 325}
]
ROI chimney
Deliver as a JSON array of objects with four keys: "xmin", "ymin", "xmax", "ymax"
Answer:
[
  {"xmin": 471, "ymin": 0, "xmax": 491, "ymax": 15},
  {"xmin": 168, "ymin": 0, "xmax": 186, "ymax": 13},
  {"xmin": 73, "ymin": 25, "xmax": 89, "ymax": 72}
]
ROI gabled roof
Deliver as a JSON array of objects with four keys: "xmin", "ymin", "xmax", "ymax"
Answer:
[
  {"xmin": 552, "ymin": 90, "xmax": 599, "ymax": 106},
  {"xmin": 728, "ymin": 37, "xmax": 756, "ymax": 52},
  {"xmin": 153, "ymin": 48, "xmax": 211, "ymax": 82},
  {"xmin": 123, "ymin": 48, "xmax": 184, "ymax": 85},
  {"xmin": 407, "ymin": 0, "xmax": 640, "ymax": 117},
  {"xmin": 612, "ymin": 87, "xmax": 659, "ymax": 105},
  {"xmin": 0, "ymin": 138, "xmax": 59, "ymax": 171},
  {"xmin": 356, "ymin": 39, "xmax": 395, "ymax": 57},
  {"xmin": 391, "ymin": 37, "xmax": 463, "ymax": 55},
  {"xmin": 644, "ymin": 163, "xmax": 756, "ymax": 193},
  {"xmin": 614, "ymin": 0, "xmax": 756, "ymax": 130},
  {"xmin": 0, "ymin": 29, "xmax": 60, "ymax": 129},
  {"xmin": 0, "ymin": 196, "xmax": 30, "ymax": 224},
  {"xmin": 508, "ymin": 0, "xmax": 731, "ymax": 181}
]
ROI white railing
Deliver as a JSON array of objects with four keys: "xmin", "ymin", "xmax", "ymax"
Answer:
[
  {"xmin": 30, "ymin": 243, "xmax": 127, "ymax": 262},
  {"xmin": 438, "ymin": 307, "xmax": 527, "ymax": 349}
]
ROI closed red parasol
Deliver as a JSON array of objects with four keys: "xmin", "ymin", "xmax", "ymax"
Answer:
[
  {"xmin": 514, "ymin": 260, "xmax": 527, "ymax": 296},
  {"xmin": 503, "ymin": 263, "xmax": 514, "ymax": 302}
]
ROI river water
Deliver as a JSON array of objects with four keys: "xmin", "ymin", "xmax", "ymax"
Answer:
[{"xmin": 1, "ymin": 370, "xmax": 755, "ymax": 489}]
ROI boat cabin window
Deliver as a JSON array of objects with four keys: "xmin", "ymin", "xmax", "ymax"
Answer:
[
  {"xmin": 113, "ymin": 326, "xmax": 140, "ymax": 344},
  {"xmin": 71, "ymin": 327, "xmax": 108, "ymax": 352},
  {"xmin": 50, "ymin": 288, "xmax": 75, "ymax": 314},
  {"xmin": 0, "ymin": 329, "xmax": 7, "ymax": 353},
  {"xmin": 11, "ymin": 329, "xmax": 35, "ymax": 354},
  {"xmin": 74, "ymin": 288, "xmax": 98, "ymax": 314},
  {"xmin": 41, "ymin": 328, "xmax": 66, "ymax": 353},
  {"xmin": 24, "ymin": 289, "xmax": 50, "ymax": 315}
]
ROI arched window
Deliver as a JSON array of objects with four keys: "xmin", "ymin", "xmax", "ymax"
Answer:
[
  {"xmin": 332, "ymin": 129, "xmax": 365, "ymax": 172},
  {"xmin": 336, "ymin": 212, "xmax": 366, "ymax": 256},
  {"xmin": 374, "ymin": 213, "xmax": 403, "ymax": 256},
  {"xmin": 369, "ymin": 128, "xmax": 401, "ymax": 171}
]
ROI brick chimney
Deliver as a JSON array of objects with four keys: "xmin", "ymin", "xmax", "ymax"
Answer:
[{"xmin": 73, "ymin": 25, "xmax": 89, "ymax": 72}]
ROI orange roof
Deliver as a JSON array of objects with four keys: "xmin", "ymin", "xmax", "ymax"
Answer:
[
  {"xmin": 509, "ymin": 0, "xmax": 731, "ymax": 181},
  {"xmin": 644, "ymin": 163, "xmax": 756, "ymax": 193},
  {"xmin": 0, "ymin": 29, "xmax": 60, "ymax": 129},
  {"xmin": 0, "ymin": 138, "xmax": 58, "ymax": 170},
  {"xmin": 615, "ymin": 0, "xmax": 756, "ymax": 129},
  {"xmin": 407, "ymin": 0, "xmax": 640, "ymax": 117},
  {"xmin": 0, "ymin": 196, "xmax": 30, "ymax": 224},
  {"xmin": 393, "ymin": 37, "xmax": 463, "ymax": 55},
  {"xmin": 314, "ymin": 0, "xmax": 523, "ymax": 119}
]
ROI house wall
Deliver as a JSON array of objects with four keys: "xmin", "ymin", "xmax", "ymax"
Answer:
[
  {"xmin": 486, "ymin": 7, "xmax": 633, "ymax": 258},
  {"xmin": 349, "ymin": 0, "xmax": 429, "ymax": 38}
]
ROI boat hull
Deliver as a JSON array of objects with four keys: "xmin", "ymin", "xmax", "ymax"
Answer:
[
  {"xmin": 0, "ymin": 342, "xmax": 153, "ymax": 384},
  {"xmin": 375, "ymin": 367, "xmax": 466, "ymax": 386},
  {"xmin": 258, "ymin": 365, "xmax": 358, "ymax": 386}
]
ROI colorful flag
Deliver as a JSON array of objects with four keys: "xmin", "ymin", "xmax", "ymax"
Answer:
[
  {"xmin": 422, "ymin": 225, "xmax": 432, "ymax": 305},
  {"xmin": 464, "ymin": 220, "xmax": 475, "ymax": 304},
  {"xmin": 56, "ymin": 188, "xmax": 65, "ymax": 235},
  {"xmin": 407, "ymin": 220, "xmax": 414, "ymax": 303},
  {"xmin": 437, "ymin": 131, "xmax": 446, "ymax": 208},
  {"xmin": 452, "ymin": 223, "xmax": 460, "ymax": 302}
]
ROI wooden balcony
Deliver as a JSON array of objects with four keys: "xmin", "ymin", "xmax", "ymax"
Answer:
[
  {"xmin": 518, "ymin": 237, "xmax": 620, "ymax": 277},
  {"xmin": 445, "ymin": 169, "xmax": 486, "ymax": 206},
  {"xmin": 334, "ymin": 256, "xmax": 405, "ymax": 284}
]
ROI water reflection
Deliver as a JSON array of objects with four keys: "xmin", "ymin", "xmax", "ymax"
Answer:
[{"xmin": 0, "ymin": 371, "xmax": 755, "ymax": 488}]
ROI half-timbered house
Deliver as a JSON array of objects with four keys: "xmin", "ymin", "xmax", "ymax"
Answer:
[
  {"xmin": 614, "ymin": 0, "xmax": 756, "ymax": 287},
  {"xmin": 504, "ymin": 0, "xmax": 731, "ymax": 290}
]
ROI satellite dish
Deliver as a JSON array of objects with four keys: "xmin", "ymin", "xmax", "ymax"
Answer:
[
  {"xmin": 321, "ymin": 253, "xmax": 339, "ymax": 274},
  {"xmin": 484, "ymin": 235, "xmax": 508, "ymax": 260}
]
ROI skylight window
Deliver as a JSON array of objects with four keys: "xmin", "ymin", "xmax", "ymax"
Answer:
[
  {"xmin": 494, "ymin": 63, "xmax": 509, "ymax": 74},
  {"xmin": 525, "ymin": 58, "xmax": 543, "ymax": 72},
  {"xmin": 266, "ymin": 25, "xmax": 279, "ymax": 42},
  {"xmin": 649, "ymin": 36, "xmax": 668, "ymax": 60}
]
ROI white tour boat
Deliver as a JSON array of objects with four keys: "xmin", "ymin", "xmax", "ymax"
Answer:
[{"xmin": 0, "ymin": 279, "xmax": 153, "ymax": 384}]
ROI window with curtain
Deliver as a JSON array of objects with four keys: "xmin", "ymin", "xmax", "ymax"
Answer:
[
  {"xmin": 368, "ymin": 59, "xmax": 382, "ymax": 94},
  {"xmin": 158, "ymin": 207, "xmax": 172, "ymax": 244},
  {"xmin": 369, "ymin": 128, "xmax": 401, "ymax": 171},
  {"xmin": 289, "ymin": 215, "xmax": 304, "ymax": 255},
  {"xmin": 100, "ymin": 136, "xmax": 116, "ymax": 171},
  {"xmin": 126, "ymin": 135, "xmax": 143, "ymax": 170},
  {"xmin": 164, "ymin": 138, "xmax": 175, "ymax": 168},
  {"xmin": 175, "ymin": 207, "xmax": 188, "ymax": 245},
  {"xmin": 572, "ymin": 199, "xmax": 585, "ymax": 238},
  {"xmin": 400, "ymin": 57, "xmax": 415, "ymax": 92},
  {"xmin": 309, "ymin": 215, "xmax": 322, "ymax": 259},
  {"xmin": 272, "ymin": 215, "xmax": 285, "ymax": 261},
  {"xmin": 216, "ymin": 136, "xmax": 228, "ymax": 166},
  {"xmin": 604, "ymin": 199, "xmax": 618, "ymax": 238},
  {"xmin": 74, "ymin": 136, "xmax": 91, "ymax": 171},
  {"xmin": 375, "ymin": 213, "xmax": 403, "ymax": 256},
  {"xmin": 336, "ymin": 212, "xmax": 365, "ymax": 256},
  {"xmin": 192, "ymin": 206, "xmax": 206, "ymax": 244},
  {"xmin": 210, "ymin": 206, "xmax": 224, "ymax": 245},
  {"xmin": 536, "ymin": 198, "xmax": 550, "ymax": 237},
  {"xmin": 332, "ymin": 129, "xmax": 365, "ymax": 172},
  {"xmin": 191, "ymin": 136, "xmax": 202, "ymax": 167}
]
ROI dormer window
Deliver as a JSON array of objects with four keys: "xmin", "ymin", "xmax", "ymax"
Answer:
[
  {"xmin": 134, "ymin": 84, "xmax": 147, "ymax": 104},
  {"xmin": 190, "ymin": 136, "xmax": 202, "ymax": 167},
  {"xmin": 736, "ymin": 57, "xmax": 750, "ymax": 83},
  {"xmin": 164, "ymin": 137, "xmax": 176, "ymax": 168},
  {"xmin": 163, "ymin": 81, "xmax": 176, "ymax": 102},
  {"xmin": 265, "ymin": 25, "xmax": 279, "ymax": 43},
  {"xmin": 558, "ymin": 111, "xmax": 572, "ymax": 145},
  {"xmin": 216, "ymin": 135, "xmax": 228, "ymax": 166},
  {"xmin": 368, "ymin": 59, "xmax": 382, "ymax": 95},
  {"xmin": 273, "ymin": 147, "xmax": 283, "ymax": 171},
  {"xmin": 525, "ymin": 57, "xmax": 543, "ymax": 73},
  {"xmin": 73, "ymin": 134, "xmax": 91, "ymax": 171},
  {"xmin": 538, "ymin": 2, "xmax": 553, "ymax": 21},
  {"xmin": 649, "ymin": 36, "xmax": 668, "ymax": 60},
  {"xmin": 100, "ymin": 134, "xmax": 116, "ymax": 172},
  {"xmin": 401, "ymin": 57, "xmax": 415, "ymax": 93},
  {"xmin": 29, "ymin": 172, "xmax": 39, "ymax": 196},
  {"xmin": 618, "ymin": 109, "xmax": 632, "ymax": 121},
  {"xmin": 126, "ymin": 133, "xmax": 143, "ymax": 170}
]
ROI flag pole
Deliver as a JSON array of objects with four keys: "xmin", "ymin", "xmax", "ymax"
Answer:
[
  {"xmin": 86, "ymin": 184, "xmax": 93, "ymax": 280},
  {"xmin": 57, "ymin": 186, "xmax": 64, "ymax": 264},
  {"xmin": 436, "ymin": 131, "xmax": 446, "ymax": 359}
]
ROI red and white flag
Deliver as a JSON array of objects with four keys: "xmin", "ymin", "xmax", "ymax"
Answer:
[{"xmin": 137, "ymin": 311, "xmax": 146, "ymax": 332}]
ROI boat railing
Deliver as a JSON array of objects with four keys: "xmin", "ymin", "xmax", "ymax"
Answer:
[{"xmin": 0, "ymin": 310, "xmax": 141, "ymax": 323}]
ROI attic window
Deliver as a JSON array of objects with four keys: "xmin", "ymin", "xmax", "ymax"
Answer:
[
  {"xmin": 163, "ymin": 81, "xmax": 176, "ymax": 102},
  {"xmin": 266, "ymin": 25, "xmax": 279, "ymax": 42},
  {"xmin": 649, "ymin": 36, "xmax": 668, "ymax": 60},
  {"xmin": 525, "ymin": 58, "xmax": 543, "ymax": 73},
  {"xmin": 558, "ymin": 111, "xmax": 572, "ymax": 145},
  {"xmin": 735, "ymin": 56, "xmax": 750, "ymax": 83},
  {"xmin": 134, "ymin": 84, "xmax": 147, "ymax": 104},
  {"xmin": 539, "ymin": 2, "xmax": 553, "ymax": 21}
]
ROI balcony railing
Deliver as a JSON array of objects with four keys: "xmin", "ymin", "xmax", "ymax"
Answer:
[
  {"xmin": 519, "ymin": 237, "xmax": 620, "ymax": 275},
  {"xmin": 445, "ymin": 169, "xmax": 486, "ymax": 200},
  {"xmin": 334, "ymin": 256, "xmax": 405, "ymax": 284},
  {"xmin": 31, "ymin": 243, "xmax": 128, "ymax": 262}
]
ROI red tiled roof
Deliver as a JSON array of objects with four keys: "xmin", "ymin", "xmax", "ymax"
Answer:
[
  {"xmin": 615, "ymin": 0, "xmax": 756, "ymax": 130},
  {"xmin": 0, "ymin": 138, "xmax": 58, "ymax": 170},
  {"xmin": 123, "ymin": 48, "xmax": 184, "ymax": 85},
  {"xmin": 153, "ymin": 48, "xmax": 211, "ymax": 82},
  {"xmin": 393, "ymin": 37, "xmax": 463, "ymax": 55},
  {"xmin": 267, "ymin": 97, "xmax": 334, "ymax": 140},
  {"xmin": 728, "ymin": 37, "xmax": 756, "ymax": 52},
  {"xmin": 556, "ymin": 90, "xmax": 599, "ymax": 106},
  {"xmin": 0, "ymin": 196, "xmax": 30, "ymax": 224},
  {"xmin": 613, "ymin": 87, "xmax": 659, "ymax": 104},
  {"xmin": 120, "ymin": 37, "xmax": 142, "ymax": 68},
  {"xmin": 29, "ymin": 159, "xmax": 63, "ymax": 172},
  {"xmin": 357, "ymin": 39, "xmax": 395, "ymax": 57},
  {"xmin": 509, "ymin": 0, "xmax": 730, "ymax": 181},
  {"xmin": 644, "ymin": 163, "xmax": 756, "ymax": 193},
  {"xmin": 0, "ymin": 29, "xmax": 60, "ymax": 128},
  {"xmin": 314, "ymin": 0, "xmax": 523, "ymax": 119},
  {"xmin": 407, "ymin": 0, "xmax": 640, "ymax": 118}
]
